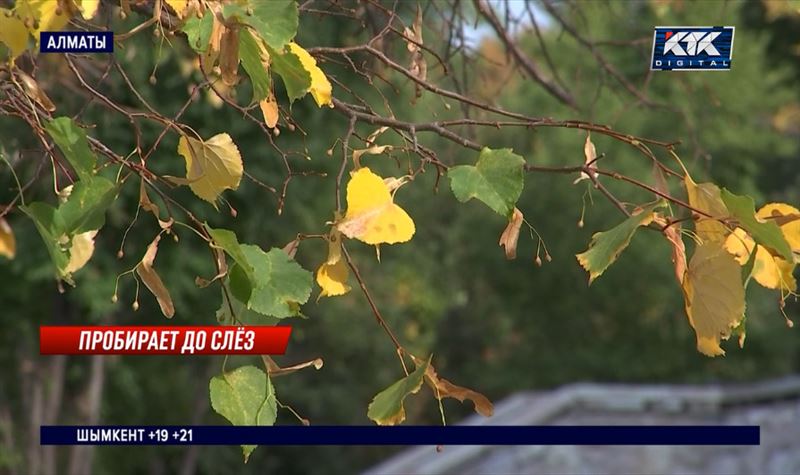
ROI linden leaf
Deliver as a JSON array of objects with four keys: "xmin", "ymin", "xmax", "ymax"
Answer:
[
  {"xmin": 176, "ymin": 133, "xmax": 243, "ymax": 207},
  {"xmin": 288, "ymin": 42, "xmax": 333, "ymax": 107},
  {"xmin": 135, "ymin": 235, "xmax": 175, "ymax": 318},
  {"xmin": 216, "ymin": 288, "xmax": 279, "ymax": 326},
  {"xmin": 498, "ymin": 207, "xmax": 523, "ymax": 260},
  {"xmin": 724, "ymin": 228, "xmax": 796, "ymax": 292},
  {"xmin": 206, "ymin": 226, "xmax": 254, "ymax": 280},
  {"xmin": 21, "ymin": 202, "xmax": 70, "ymax": 283},
  {"xmin": 63, "ymin": 230, "xmax": 97, "ymax": 275},
  {"xmin": 223, "ymin": 0, "xmax": 298, "ymax": 51},
  {"xmin": 682, "ymin": 241, "xmax": 746, "ymax": 357},
  {"xmin": 239, "ymin": 29, "xmax": 271, "ymax": 103},
  {"xmin": 229, "ymin": 245, "xmax": 312, "ymax": 318},
  {"xmin": 336, "ymin": 167, "xmax": 415, "ymax": 245},
  {"xmin": 16, "ymin": 0, "xmax": 73, "ymax": 39},
  {"xmin": 79, "ymin": 0, "xmax": 100, "ymax": 19},
  {"xmin": 721, "ymin": 189, "xmax": 793, "ymax": 262},
  {"xmin": 0, "ymin": 9, "xmax": 30, "ymax": 59},
  {"xmin": 268, "ymin": 44, "xmax": 311, "ymax": 103},
  {"xmin": 411, "ymin": 356, "xmax": 493, "ymax": 418},
  {"xmin": 182, "ymin": 9, "xmax": 213, "ymax": 53},
  {"xmin": 164, "ymin": 0, "xmax": 189, "ymax": 17},
  {"xmin": 367, "ymin": 357, "xmax": 430, "ymax": 426},
  {"xmin": 45, "ymin": 117, "xmax": 96, "ymax": 181},
  {"xmin": 18, "ymin": 71, "xmax": 55, "ymax": 112},
  {"xmin": 57, "ymin": 176, "xmax": 116, "ymax": 234},
  {"xmin": 0, "ymin": 218, "xmax": 16, "ymax": 259},
  {"xmin": 756, "ymin": 203, "xmax": 800, "ymax": 257},
  {"xmin": 576, "ymin": 202, "xmax": 664, "ymax": 284},
  {"xmin": 684, "ymin": 176, "xmax": 729, "ymax": 242},
  {"xmin": 209, "ymin": 365, "xmax": 276, "ymax": 462},
  {"xmin": 448, "ymin": 147, "xmax": 525, "ymax": 217}
]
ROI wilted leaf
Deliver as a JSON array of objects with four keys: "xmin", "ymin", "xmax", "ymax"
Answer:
[
  {"xmin": 316, "ymin": 259, "xmax": 350, "ymax": 299},
  {"xmin": 239, "ymin": 29, "xmax": 271, "ymax": 103},
  {"xmin": 139, "ymin": 179, "xmax": 160, "ymax": 218},
  {"xmin": 288, "ymin": 42, "xmax": 332, "ymax": 107},
  {"xmin": 576, "ymin": 202, "xmax": 664, "ymax": 284},
  {"xmin": 264, "ymin": 355, "xmax": 323, "ymax": 377},
  {"xmin": 721, "ymin": 189, "xmax": 793, "ymax": 262},
  {"xmin": 18, "ymin": 71, "xmax": 55, "ymax": 112},
  {"xmin": 414, "ymin": 357, "xmax": 493, "ymax": 417},
  {"xmin": 45, "ymin": 117, "xmax": 96, "ymax": 181},
  {"xmin": 219, "ymin": 26, "xmax": 240, "ymax": 86},
  {"xmin": 164, "ymin": 0, "xmax": 189, "ymax": 17},
  {"xmin": 63, "ymin": 230, "xmax": 97, "ymax": 274},
  {"xmin": 209, "ymin": 365, "xmax": 276, "ymax": 462},
  {"xmin": 0, "ymin": 10, "xmax": 30, "ymax": 59},
  {"xmin": 259, "ymin": 93, "xmax": 279, "ymax": 128},
  {"xmin": 682, "ymin": 241, "xmax": 746, "ymax": 356},
  {"xmin": 367, "ymin": 357, "xmax": 430, "ymax": 425},
  {"xmin": 573, "ymin": 133, "xmax": 599, "ymax": 185},
  {"xmin": 449, "ymin": 147, "xmax": 525, "ymax": 217},
  {"xmin": 336, "ymin": 167, "xmax": 415, "ymax": 245},
  {"xmin": 229, "ymin": 245, "xmax": 312, "ymax": 318},
  {"xmin": 498, "ymin": 207, "xmax": 523, "ymax": 260},
  {"xmin": 685, "ymin": 176, "xmax": 729, "ymax": 242},
  {"xmin": 352, "ymin": 145, "xmax": 392, "ymax": 168},
  {"xmin": 0, "ymin": 218, "xmax": 16, "ymax": 259},
  {"xmin": 176, "ymin": 133, "xmax": 243, "ymax": 207},
  {"xmin": 135, "ymin": 235, "xmax": 175, "ymax": 318}
]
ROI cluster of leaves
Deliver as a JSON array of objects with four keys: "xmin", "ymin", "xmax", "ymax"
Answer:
[{"xmin": 1, "ymin": 0, "xmax": 799, "ymax": 464}]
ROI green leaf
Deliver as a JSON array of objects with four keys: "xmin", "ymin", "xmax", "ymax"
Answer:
[
  {"xmin": 216, "ymin": 286, "xmax": 279, "ymax": 326},
  {"xmin": 721, "ymin": 189, "xmax": 794, "ymax": 262},
  {"xmin": 367, "ymin": 356, "xmax": 430, "ymax": 425},
  {"xmin": 58, "ymin": 176, "xmax": 117, "ymax": 234},
  {"xmin": 229, "ymin": 245, "xmax": 312, "ymax": 318},
  {"xmin": 21, "ymin": 202, "xmax": 70, "ymax": 282},
  {"xmin": 206, "ymin": 225, "xmax": 254, "ymax": 279},
  {"xmin": 267, "ymin": 45, "xmax": 311, "ymax": 103},
  {"xmin": 182, "ymin": 10, "xmax": 213, "ymax": 53},
  {"xmin": 448, "ymin": 147, "xmax": 525, "ymax": 217},
  {"xmin": 576, "ymin": 201, "xmax": 665, "ymax": 284},
  {"xmin": 238, "ymin": 29, "xmax": 271, "ymax": 103},
  {"xmin": 45, "ymin": 117, "xmax": 96, "ymax": 181},
  {"xmin": 224, "ymin": 0, "xmax": 298, "ymax": 51},
  {"xmin": 209, "ymin": 365, "xmax": 277, "ymax": 462}
]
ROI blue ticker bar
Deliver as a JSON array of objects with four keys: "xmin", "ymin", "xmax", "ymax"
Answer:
[{"xmin": 41, "ymin": 425, "xmax": 760, "ymax": 446}]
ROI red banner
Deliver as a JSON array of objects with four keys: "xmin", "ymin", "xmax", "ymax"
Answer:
[{"xmin": 39, "ymin": 326, "xmax": 291, "ymax": 355}]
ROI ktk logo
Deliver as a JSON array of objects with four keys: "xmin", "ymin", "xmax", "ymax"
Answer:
[
  {"xmin": 663, "ymin": 31, "xmax": 721, "ymax": 56},
  {"xmin": 651, "ymin": 26, "xmax": 735, "ymax": 71}
]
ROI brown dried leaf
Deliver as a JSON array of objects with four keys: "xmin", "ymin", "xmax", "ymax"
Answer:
[
  {"xmin": 654, "ymin": 214, "xmax": 686, "ymax": 283},
  {"xmin": 219, "ymin": 26, "xmax": 240, "ymax": 86},
  {"xmin": 573, "ymin": 132, "xmax": 599, "ymax": 184},
  {"xmin": 259, "ymin": 93, "xmax": 279, "ymax": 128},
  {"xmin": 413, "ymin": 355, "xmax": 493, "ymax": 417},
  {"xmin": 264, "ymin": 355, "xmax": 324, "ymax": 377},
  {"xmin": 17, "ymin": 71, "xmax": 55, "ymax": 112},
  {"xmin": 135, "ymin": 235, "xmax": 175, "ymax": 318},
  {"xmin": 498, "ymin": 207, "xmax": 524, "ymax": 260}
]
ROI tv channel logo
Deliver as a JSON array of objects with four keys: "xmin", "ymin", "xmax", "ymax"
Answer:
[
  {"xmin": 40, "ymin": 31, "xmax": 113, "ymax": 53},
  {"xmin": 651, "ymin": 27, "xmax": 734, "ymax": 71}
]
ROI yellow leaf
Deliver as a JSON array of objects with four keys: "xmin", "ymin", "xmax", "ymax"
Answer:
[
  {"xmin": 135, "ymin": 235, "xmax": 175, "ymax": 318},
  {"xmin": 336, "ymin": 167, "xmax": 415, "ymax": 245},
  {"xmin": 316, "ymin": 259, "xmax": 350, "ymax": 298},
  {"xmin": 682, "ymin": 242, "xmax": 746, "ymax": 356},
  {"xmin": 79, "ymin": 0, "xmax": 100, "ymax": 19},
  {"xmin": 177, "ymin": 133, "xmax": 243, "ymax": 207},
  {"xmin": 164, "ymin": 0, "xmax": 189, "ymax": 17},
  {"xmin": 498, "ymin": 207, "xmax": 523, "ymax": 260},
  {"xmin": 757, "ymin": 203, "xmax": 800, "ymax": 255},
  {"xmin": 654, "ymin": 214, "xmax": 686, "ymax": 284},
  {"xmin": 288, "ymin": 42, "xmax": 333, "ymax": 108},
  {"xmin": 64, "ymin": 230, "xmax": 96, "ymax": 274},
  {"xmin": 17, "ymin": 70, "xmax": 55, "ymax": 112},
  {"xmin": 0, "ymin": 9, "xmax": 30, "ymax": 59},
  {"xmin": 259, "ymin": 93, "xmax": 279, "ymax": 128},
  {"xmin": 685, "ymin": 176, "xmax": 729, "ymax": 243},
  {"xmin": 724, "ymin": 228, "xmax": 796, "ymax": 292},
  {"xmin": 0, "ymin": 218, "xmax": 16, "ymax": 259},
  {"xmin": 16, "ymin": 0, "xmax": 72, "ymax": 39}
]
